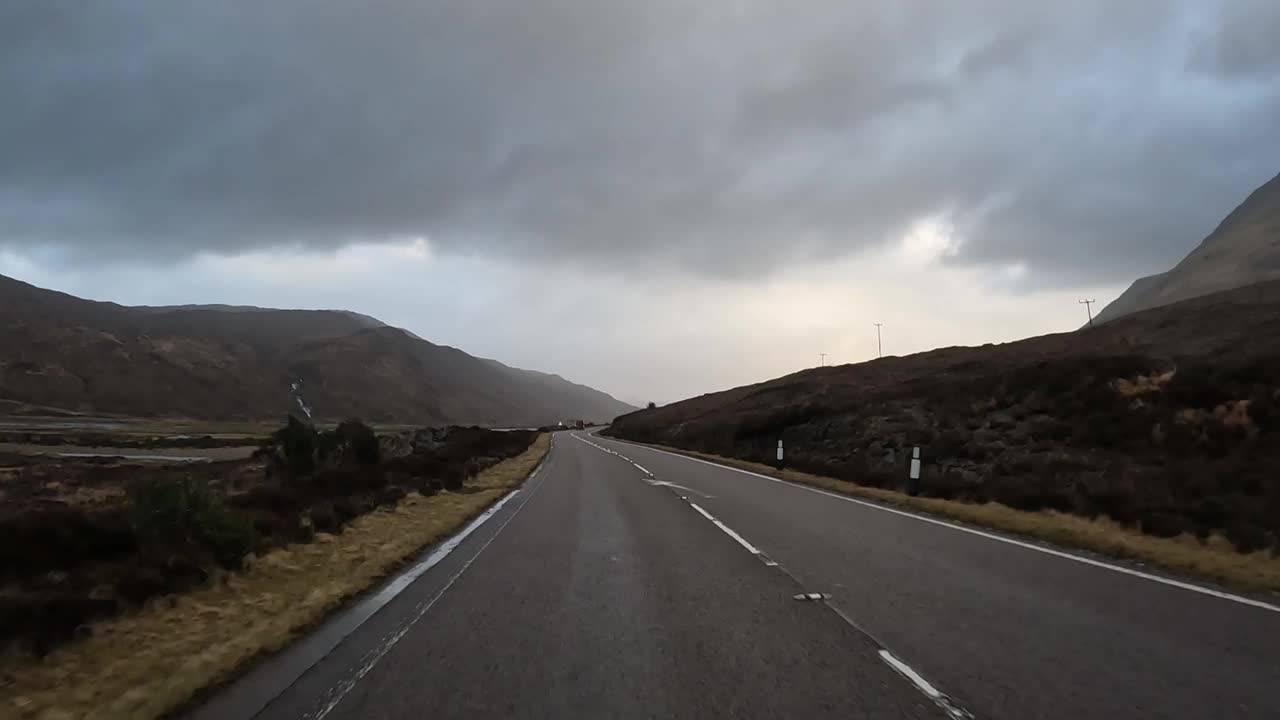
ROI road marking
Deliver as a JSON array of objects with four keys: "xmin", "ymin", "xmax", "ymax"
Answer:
[
  {"xmin": 306, "ymin": 459, "xmax": 552, "ymax": 720},
  {"xmin": 879, "ymin": 650, "xmax": 974, "ymax": 720},
  {"xmin": 712, "ymin": 519, "xmax": 764, "ymax": 556},
  {"xmin": 585, "ymin": 432, "xmax": 975, "ymax": 714},
  {"xmin": 573, "ymin": 432, "xmax": 659, "ymax": 481},
  {"xmin": 600, "ymin": 437, "xmax": 1280, "ymax": 615},
  {"xmin": 649, "ymin": 479, "xmax": 713, "ymax": 498},
  {"xmin": 689, "ymin": 502, "xmax": 716, "ymax": 521},
  {"xmin": 688, "ymin": 501, "xmax": 768, "ymax": 558}
]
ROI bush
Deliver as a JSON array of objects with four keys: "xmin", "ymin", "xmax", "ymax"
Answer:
[
  {"xmin": 327, "ymin": 420, "xmax": 381, "ymax": 466},
  {"xmin": 1247, "ymin": 387, "xmax": 1280, "ymax": 431},
  {"xmin": 271, "ymin": 415, "xmax": 318, "ymax": 476},
  {"xmin": 1138, "ymin": 512, "xmax": 1195, "ymax": 539},
  {"xmin": 0, "ymin": 508, "xmax": 135, "ymax": 580},
  {"xmin": 309, "ymin": 503, "xmax": 342, "ymax": 534},
  {"xmin": 442, "ymin": 469, "xmax": 465, "ymax": 491},
  {"xmin": 0, "ymin": 594, "xmax": 118, "ymax": 657},
  {"xmin": 1224, "ymin": 523, "xmax": 1273, "ymax": 553},
  {"xmin": 127, "ymin": 476, "xmax": 256, "ymax": 569},
  {"xmin": 376, "ymin": 486, "xmax": 407, "ymax": 506}
]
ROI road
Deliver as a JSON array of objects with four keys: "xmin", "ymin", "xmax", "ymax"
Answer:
[{"xmin": 191, "ymin": 431, "xmax": 1280, "ymax": 720}]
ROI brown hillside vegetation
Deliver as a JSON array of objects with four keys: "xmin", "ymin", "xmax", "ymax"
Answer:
[
  {"xmin": 607, "ymin": 280, "xmax": 1280, "ymax": 553},
  {"xmin": 0, "ymin": 274, "xmax": 634, "ymax": 425}
]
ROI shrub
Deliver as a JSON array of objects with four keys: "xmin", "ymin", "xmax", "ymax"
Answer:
[
  {"xmin": 0, "ymin": 508, "xmax": 135, "ymax": 579},
  {"xmin": 127, "ymin": 476, "xmax": 256, "ymax": 569},
  {"xmin": 1248, "ymin": 387, "xmax": 1280, "ymax": 431},
  {"xmin": 376, "ymin": 486, "xmax": 407, "ymax": 506},
  {"xmin": 1138, "ymin": 512, "xmax": 1195, "ymax": 539},
  {"xmin": 442, "ymin": 469, "xmax": 465, "ymax": 491},
  {"xmin": 328, "ymin": 419, "xmax": 381, "ymax": 466},
  {"xmin": 0, "ymin": 594, "xmax": 118, "ymax": 657},
  {"xmin": 1224, "ymin": 523, "xmax": 1273, "ymax": 553},
  {"xmin": 271, "ymin": 415, "xmax": 318, "ymax": 476},
  {"xmin": 309, "ymin": 503, "xmax": 342, "ymax": 534}
]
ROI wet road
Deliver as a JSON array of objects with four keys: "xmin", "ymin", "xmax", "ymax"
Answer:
[{"xmin": 191, "ymin": 431, "xmax": 1280, "ymax": 719}]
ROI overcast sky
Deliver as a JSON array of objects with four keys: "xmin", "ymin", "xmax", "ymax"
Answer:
[{"xmin": 3, "ymin": 1, "xmax": 1279, "ymax": 404}]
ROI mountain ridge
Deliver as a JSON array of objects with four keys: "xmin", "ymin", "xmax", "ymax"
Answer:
[
  {"xmin": 0, "ymin": 274, "xmax": 634, "ymax": 425},
  {"xmin": 1096, "ymin": 171, "xmax": 1280, "ymax": 323}
]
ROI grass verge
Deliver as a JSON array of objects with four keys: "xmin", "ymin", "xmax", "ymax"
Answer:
[
  {"xmin": 1, "ymin": 433, "xmax": 550, "ymax": 720},
  {"xmin": 623, "ymin": 439, "xmax": 1280, "ymax": 595}
]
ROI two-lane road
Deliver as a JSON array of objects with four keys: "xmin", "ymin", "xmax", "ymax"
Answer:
[{"xmin": 192, "ymin": 431, "xmax": 1280, "ymax": 719}]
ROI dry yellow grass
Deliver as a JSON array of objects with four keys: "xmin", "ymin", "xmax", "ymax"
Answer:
[
  {"xmin": 635, "ymin": 442, "xmax": 1280, "ymax": 595},
  {"xmin": 1, "ymin": 434, "xmax": 550, "ymax": 720}
]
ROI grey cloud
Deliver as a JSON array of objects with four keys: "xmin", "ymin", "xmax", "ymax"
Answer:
[
  {"xmin": 1192, "ymin": 1, "xmax": 1280, "ymax": 79},
  {"xmin": 2, "ymin": 1, "xmax": 1279, "ymax": 286}
]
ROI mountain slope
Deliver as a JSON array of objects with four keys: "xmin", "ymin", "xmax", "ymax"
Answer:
[
  {"xmin": 0, "ymin": 274, "xmax": 634, "ymax": 424},
  {"xmin": 606, "ymin": 279, "xmax": 1280, "ymax": 548},
  {"xmin": 1096, "ymin": 171, "xmax": 1280, "ymax": 323}
]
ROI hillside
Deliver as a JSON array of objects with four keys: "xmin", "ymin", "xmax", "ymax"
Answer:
[
  {"xmin": 607, "ymin": 280, "xmax": 1280, "ymax": 550},
  {"xmin": 1096, "ymin": 171, "xmax": 1280, "ymax": 323},
  {"xmin": 0, "ymin": 274, "xmax": 633, "ymax": 425}
]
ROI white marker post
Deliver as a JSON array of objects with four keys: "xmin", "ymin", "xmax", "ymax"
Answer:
[
  {"xmin": 776, "ymin": 439, "xmax": 785, "ymax": 469},
  {"xmin": 908, "ymin": 446, "xmax": 921, "ymax": 496}
]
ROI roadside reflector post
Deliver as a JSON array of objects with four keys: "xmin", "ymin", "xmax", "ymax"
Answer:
[
  {"xmin": 776, "ymin": 439, "xmax": 785, "ymax": 469},
  {"xmin": 908, "ymin": 446, "xmax": 921, "ymax": 496}
]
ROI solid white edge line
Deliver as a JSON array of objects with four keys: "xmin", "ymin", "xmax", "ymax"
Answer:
[
  {"xmin": 604, "ymin": 438, "xmax": 1280, "ymax": 615},
  {"xmin": 308, "ymin": 459, "xmax": 550, "ymax": 720}
]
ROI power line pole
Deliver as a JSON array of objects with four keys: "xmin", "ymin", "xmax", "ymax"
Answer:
[
  {"xmin": 1078, "ymin": 299, "xmax": 1096, "ymax": 328},
  {"xmin": 873, "ymin": 323, "xmax": 883, "ymax": 359},
  {"xmin": 819, "ymin": 352, "xmax": 827, "ymax": 367}
]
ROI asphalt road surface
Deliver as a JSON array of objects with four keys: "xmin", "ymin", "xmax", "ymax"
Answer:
[{"xmin": 191, "ymin": 431, "xmax": 1280, "ymax": 720}]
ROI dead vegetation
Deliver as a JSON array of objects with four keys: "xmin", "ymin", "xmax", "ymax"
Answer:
[{"xmin": 0, "ymin": 433, "xmax": 549, "ymax": 720}]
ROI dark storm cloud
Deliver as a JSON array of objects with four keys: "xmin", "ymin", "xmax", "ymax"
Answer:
[{"xmin": 2, "ymin": 1, "xmax": 1279, "ymax": 284}]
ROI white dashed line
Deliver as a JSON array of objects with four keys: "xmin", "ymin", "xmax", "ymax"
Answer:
[
  {"xmin": 689, "ymin": 502, "xmax": 716, "ymax": 521},
  {"xmin": 879, "ymin": 650, "xmax": 974, "ymax": 719},
  {"xmin": 603, "ymin": 437, "xmax": 1280, "ymax": 615},
  {"xmin": 689, "ymin": 502, "xmax": 768, "ymax": 558},
  {"xmin": 583, "ymin": 432, "xmax": 972, "ymax": 716}
]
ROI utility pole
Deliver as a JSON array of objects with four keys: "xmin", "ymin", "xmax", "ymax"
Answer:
[
  {"xmin": 1078, "ymin": 299, "xmax": 1096, "ymax": 328},
  {"xmin": 873, "ymin": 323, "xmax": 884, "ymax": 359},
  {"xmin": 819, "ymin": 353, "xmax": 827, "ymax": 367}
]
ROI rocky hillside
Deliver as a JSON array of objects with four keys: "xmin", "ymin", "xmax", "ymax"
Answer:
[
  {"xmin": 0, "ymin": 274, "xmax": 633, "ymax": 425},
  {"xmin": 607, "ymin": 280, "xmax": 1280, "ymax": 550},
  {"xmin": 1096, "ymin": 171, "xmax": 1280, "ymax": 323}
]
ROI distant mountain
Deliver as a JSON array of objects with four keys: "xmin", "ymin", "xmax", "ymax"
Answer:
[
  {"xmin": 1096, "ymin": 171, "xmax": 1280, "ymax": 323},
  {"xmin": 0, "ymin": 274, "xmax": 634, "ymax": 425}
]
